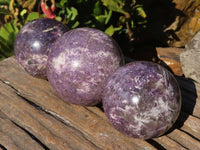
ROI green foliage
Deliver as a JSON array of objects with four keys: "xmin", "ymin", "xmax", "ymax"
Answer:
[
  {"xmin": 56, "ymin": 0, "xmax": 147, "ymax": 37},
  {"xmin": 0, "ymin": 0, "xmax": 11, "ymax": 15},
  {"xmin": 0, "ymin": 0, "xmax": 147, "ymax": 61},
  {"xmin": 0, "ymin": 0, "xmax": 44, "ymax": 60},
  {"xmin": 101, "ymin": 0, "xmax": 126, "ymax": 15},
  {"xmin": 25, "ymin": 12, "xmax": 41, "ymax": 23},
  {"xmin": 0, "ymin": 0, "xmax": 10, "ymax": 5},
  {"xmin": 0, "ymin": 21, "xmax": 19, "ymax": 60},
  {"xmin": 0, "ymin": 8, "xmax": 10, "ymax": 15}
]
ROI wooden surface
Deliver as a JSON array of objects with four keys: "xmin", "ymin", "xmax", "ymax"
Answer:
[
  {"xmin": 180, "ymin": 49, "xmax": 200, "ymax": 84},
  {"xmin": 156, "ymin": 47, "xmax": 184, "ymax": 76},
  {"xmin": 0, "ymin": 56, "xmax": 200, "ymax": 150}
]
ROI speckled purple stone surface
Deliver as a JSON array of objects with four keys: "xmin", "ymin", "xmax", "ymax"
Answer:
[
  {"xmin": 14, "ymin": 18, "xmax": 69, "ymax": 78},
  {"xmin": 47, "ymin": 27, "xmax": 124, "ymax": 106},
  {"xmin": 102, "ymin": 61, "xmax": 181, "ymax": 139}
]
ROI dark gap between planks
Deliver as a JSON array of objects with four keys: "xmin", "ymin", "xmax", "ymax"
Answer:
[
  {"xmin": 0, "ymin": 144, "xmax": 7, "ymax": 150},
  {"xmin": 11, "ymin": 121, "xmax": 50, "ymax": 150},
  {"xmin": 146, "ymin": 139, "xmax": 166, "ymax": 150},
  {"xmin": 16, "ymin": 93, "xmax": 102, "ymax": 150}
]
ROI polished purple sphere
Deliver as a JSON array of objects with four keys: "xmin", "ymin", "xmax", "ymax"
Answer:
[
  {"xmin": 47, "ymin": 28, "xmax": 124, "ymax": 106},
  {"xmin": 14, "ymin": 18, "xmax": 69, "ymax": 78},
  {"xmin": 102, "ymin": 61, "xmax": 181, "ymax": 139}
]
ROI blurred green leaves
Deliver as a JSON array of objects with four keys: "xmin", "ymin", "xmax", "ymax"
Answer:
[
  {"xmin": 101, "ymin": 0, "xmax": 126, "ymax": 14},
  {"xmin": 0, "ymin": 0, "xmax": 147, "ymax": 61},
  {"xmin": 0, "ymin": 0, "xmax": 10, "ymax": 5},
  {"xmin": 56, "ymin": 0, "xmax": 147, "ymax": 37},
  {"xmin": 0, "ymin": 21, "xmax": 19, "ymax": 60},
  {"xmin": 26, "ymin": 12, "xmax": 41, "ymax": 23},
  {"xmin": 0, "ymin": 2, "xmax": 42, "ymax": 60},
  {"xmin": 0, "ymin": 0, "xmax": 10, "ymax": 15},
  {"xmin": 0, "ymin": 8, "xmax": 10, "ymax": 15}
]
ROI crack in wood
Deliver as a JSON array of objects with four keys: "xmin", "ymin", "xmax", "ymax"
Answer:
[
  {"xmin": 179, "ymin": 129, "xmax": 200, "ymax": 142},
  {"xmin": 18, "ymin": 94, "xmax": 101, "ymax": 149},
  {"xmin": 0, "ymin": 79, "xmax": 21, "ymax": 95},
  {"xmin": 0, "ymin": 79, "xmax": 102, "ymax": 149},
  {"xmin": 0, "ymin": 80, "xmax": 102, "ymax": 149},
  {"xmin": 84, "ymin": 107, "xmax": 104, "ymax": 118},
  {"xmin": 0, "ymin": 78, "xmax": 196, "ymax": 150},
  {"xmin": 146, "ymin": 139, "xmax": 166, "ymax": 150},
  {"xmin": 1, "ymin": 57, "xmax": 200, "ymax": 150},
  {"xmin": 0, "ymin": 78, "xmax": 198, "ymax": 149},
  {"xmin": 42, "ymin": 109, "xmax": 102, "ymax": 150},
  {"xmin": 166, "ymin": 135, "xmax": 189, "ymax": 149},
  {"xmin": 38, "ymin": 109, "xmax": 102, "ymax": 149},
  {"xmin": 11, "ymin": 121, "xmax": 50, "ymax": 150},
  {"xmin": 16, "ymin": 95, "xmax": 102, "ymax": 149},
  {"xmin": 0, "ymin": 144, "xmax": 7, "ymax": 150}
]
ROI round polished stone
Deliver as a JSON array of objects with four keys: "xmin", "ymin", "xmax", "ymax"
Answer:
[
  {"xmin": 14, "ymin": 18, "xmax": 69, "ymax": 78},
  {"xmin": 47, "ymin": 27, "xmax": 124, "ymax": 106},
  {"xmin": 102, "ymin": 61, "xmax": 181, "ymax": 139}
]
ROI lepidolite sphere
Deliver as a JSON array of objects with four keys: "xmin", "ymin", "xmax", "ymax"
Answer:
[
  {"xmin": 47, "ymin": 27, "xmax": 124, "ymax": 106},
  {"xmin": 102, "ymin": 61, "xmax": 181, "ymax": 139},
  {"xmin": 14, "ymin": 18, "xmax": 69, "ymax": 78}
]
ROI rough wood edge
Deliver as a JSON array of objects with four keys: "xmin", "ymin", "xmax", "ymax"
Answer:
[{"xmin": 0, "ymin": 57, "xmax": 199, "ymax": 150}]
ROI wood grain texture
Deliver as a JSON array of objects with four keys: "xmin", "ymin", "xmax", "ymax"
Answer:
[
  {"xmin": 0, "ymin": 57, "xmax": 200, "ymax": 150},
  {"xmin": 156, "ymin": 47, "xmax": 184, "ymax": 76},
  {"xmin": 167, "ymin": 129, "xmax": 200, "ymax": 150},
  {"xmin": 180, "ymin": 49, "xmax": 200, "ymax": 83},
  {"xmin": 0, "ymin": 110, "xmax": 44, "ymax": 150},
  {"xmin": 168, "ymin": 0, "xmax": 200, "ymax": 47}
]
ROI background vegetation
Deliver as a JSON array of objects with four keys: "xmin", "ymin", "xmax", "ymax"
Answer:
[{"xmin": 0, "ymin": 0, "xmax": 147, "ymax": 61}]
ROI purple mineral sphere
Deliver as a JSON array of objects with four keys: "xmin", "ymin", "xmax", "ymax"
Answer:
[
  {"xmin": 14, "ymin": 18, "xmax": 69, "ymax": 78},
  {"xmin": 102, "ymin": 61, "xmax": 181, "ymax": 139},
  {"xmin": 47, "ymin": 27, "xmax": 124, "ymax": 106}
]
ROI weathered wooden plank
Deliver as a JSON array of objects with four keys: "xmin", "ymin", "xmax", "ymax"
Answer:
[
  {"xmin": 167, "ymin": 129, "xmax": 200, "ymax": 150},
  {"xmin": 0, "ymin": 57, "xmax": 157, "ymax": 150},
  {"xmin": 0, "ymin": 132, "xmax": 19, "ymax": 150},
  {"xmin": 0, "ymin": 56, "xmax": 200, "ymax": 150},
  {"xmin": 156, "ymin": 47, "xmax": 184, "ymax": 76},
  {"xmin": 0, "ymin": 111, "xmax": 44, "ymax": 150},
  {"xmin": 153, "ymin": 136, "xmax": 186, "ymax": 150},
  {"xmin": 0, "ymin": 82, "xmax": 100, "ymax": 150},
  {"xmin": 176, "ymin": 112, "xmax": 200, "ymax": 140},
  {"xmin": 181, "ymin": 116, "xmax": 200, "ymax": 140}
]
